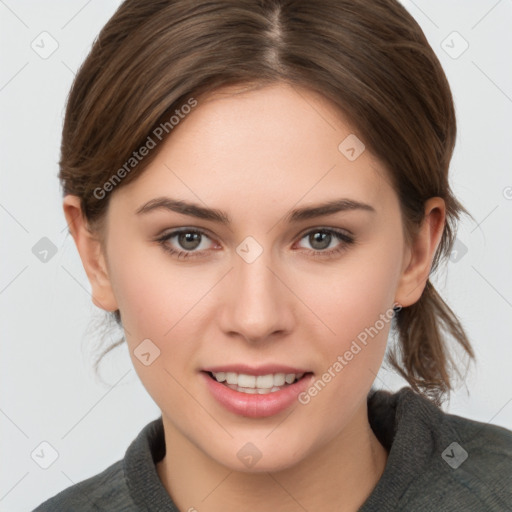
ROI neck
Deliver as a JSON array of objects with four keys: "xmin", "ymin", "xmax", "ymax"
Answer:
[{"xmin": 157, "ymin": 402, "xmax": 388, "ymax": 512}]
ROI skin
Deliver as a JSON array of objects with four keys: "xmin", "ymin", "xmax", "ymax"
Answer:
[{"xmin": 64, "ymin": 82, "xmax": 445, "ymax": 512}]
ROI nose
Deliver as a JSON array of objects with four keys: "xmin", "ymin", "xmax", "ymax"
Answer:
[{"xmin": 219, "ymin": 249, "xmax": 295, "ymax": 344}]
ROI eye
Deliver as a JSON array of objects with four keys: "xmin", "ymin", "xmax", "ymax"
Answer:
[
  {"xmin": 295, "ymin": 228, "xmax": 355, "ymax": 258},
  {"xmin": 156, "ymin": 229, "xmax": 216, "ymax": 259}
]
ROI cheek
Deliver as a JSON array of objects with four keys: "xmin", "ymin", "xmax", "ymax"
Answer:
[
  {"xmin": 106, "ymin": 241, "xmax": 205, "ymax": 410},
  {"xmin": 106, "ymin": 237, "xmax": 215, "ymax": 381},
  {"xmin": 308, "ymin": 248, "xmax": 401, "ymax": 340},
  {"xmin": 110, "ymin": 260, "xmax": 166, "ymax": 338},
  {"xmin": 297, "ymin": 236, "xmax": 402, "ymax": 395},
  {"xmin": 106, "ymin": 236, "xmax": 194, "ymax": 336}
]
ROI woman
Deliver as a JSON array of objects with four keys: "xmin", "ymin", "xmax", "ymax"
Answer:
[{"xmin": 34, "ymin": 0, "xmax": 512, "ymax": 510}]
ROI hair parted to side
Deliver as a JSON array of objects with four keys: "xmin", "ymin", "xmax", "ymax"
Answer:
[{"xmin": 60, "ymin": 0, "xmax": 474, "ymax": 405}]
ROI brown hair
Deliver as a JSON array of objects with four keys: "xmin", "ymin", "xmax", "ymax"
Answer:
[{"xmin": 60, "ymin": 0, "xmax": 474, "ymax": 405}]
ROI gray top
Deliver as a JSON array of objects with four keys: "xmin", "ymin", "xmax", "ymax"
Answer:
[{"xmin": 33, "ymin": 387, "xmax": 512, "ymax": 511}]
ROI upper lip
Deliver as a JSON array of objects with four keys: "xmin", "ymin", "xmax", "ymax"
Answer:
[{"xmin": 202, "ymin": 364, "xmax": 312, "ymax": 376}]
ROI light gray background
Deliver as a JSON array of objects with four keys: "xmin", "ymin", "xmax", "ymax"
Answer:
[{"xmin": 1, "ymin": 1, "xmax": 511, "ymax": 510}]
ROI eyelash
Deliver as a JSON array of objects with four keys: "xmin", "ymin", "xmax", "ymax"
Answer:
[{"xmin": 155, "ymin": 227, "xmax": 355, "ymax": 260}]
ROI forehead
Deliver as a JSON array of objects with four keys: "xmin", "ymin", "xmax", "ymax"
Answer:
[{"xmin": 110, "ymin": 83, "xmax": 397, "ymax": 218}]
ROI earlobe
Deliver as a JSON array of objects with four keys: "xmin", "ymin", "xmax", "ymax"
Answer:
[
  {"xmin": 394, "ymin": 197, "xmax": 446, "ymax": 307},
  {"xmin": 63, "ymin": 195, "xmax": 118, "ymax": 312}
]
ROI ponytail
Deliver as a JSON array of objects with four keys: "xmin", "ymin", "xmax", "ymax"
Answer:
[{"xmin": 388, "ymin": 279, "xmax": 475, "ymax": 406}]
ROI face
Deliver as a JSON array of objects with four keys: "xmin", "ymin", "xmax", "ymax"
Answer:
[{"xmin": 95, "ymin": 83, "xmax": 413, "ymax": 472}]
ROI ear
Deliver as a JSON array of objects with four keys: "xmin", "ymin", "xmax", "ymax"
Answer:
[
  {"xmin": 63, "ymin": 195, "xmax": 118, "ymax": 312},
  {"xmin": 394, "ymin": 197, "xmax": 446, "ymax": 307}
]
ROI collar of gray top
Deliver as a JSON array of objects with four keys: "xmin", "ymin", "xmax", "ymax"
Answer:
[{"xmin": 123, "ymin": 386, "xmax": 445, "ymax": 512}]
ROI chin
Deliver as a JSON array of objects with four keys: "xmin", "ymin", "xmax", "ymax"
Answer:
[{"xmin": 204, "ymin": 436, "xmax": 313, "ymax": 474}]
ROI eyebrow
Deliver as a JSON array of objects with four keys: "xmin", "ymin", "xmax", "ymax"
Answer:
[{"xmin": 135, "ymin": 196, "xmax": 375, "ymax": 224}]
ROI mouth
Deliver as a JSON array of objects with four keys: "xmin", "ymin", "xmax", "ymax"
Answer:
[
  {"xmin": 204, "ymin": 370, "xmax": 311, "ymax": 395},
  {"xmin": 200, "ymin": 364, "xmax": 315, "ymax": 417}
]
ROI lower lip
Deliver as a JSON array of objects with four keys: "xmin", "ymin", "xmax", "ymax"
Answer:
[{"xmin": 201, "ymin": 372, "xmax": 314, "ymax": 418}]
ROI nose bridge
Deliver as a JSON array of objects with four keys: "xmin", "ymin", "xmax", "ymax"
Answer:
[{"xmin": 221, "ymin": 240, "xmax": 292, "ymax": 342}]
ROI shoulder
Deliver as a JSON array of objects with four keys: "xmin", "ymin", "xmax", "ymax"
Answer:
[
  {"xmin": 32, "ymin": 459, "xmax": 135, "ymax": 511},
  {"xmin": 427, "ymin": 407, "xmax": 512, "ymax": 508},
  {"xmin": 398, "ymin": 388, "xmax": 512, "ymax": 510},
  {"xmin": 32, "ymin": 417, "xmax": 167, "ymax": 511}
]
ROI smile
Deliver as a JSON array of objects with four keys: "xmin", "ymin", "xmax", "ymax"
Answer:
[{"xmin": 201, "ymin": 368, "xmax": 314, "ymax": 418}]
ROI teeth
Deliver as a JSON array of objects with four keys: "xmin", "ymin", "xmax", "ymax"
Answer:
[
  {"xmin": 215, "ymin": 372, "xmax": 226, "ymax": 382},
  {"xmin": 273, "ymin": 373, "xmax": 285, "ymax": 386},
  {"xmin": 212, "ymin": 371, "xmax": 304, "ymax": 390},
  {"xmin": 238, "ymin": 374, "xmax": 256, "ymax": 388},
  {"xmin": 225, "ymin": 383, "xmax": 286, "ymax": 394},
  {"xmin": 226, "ymin": 372, "xmax": 237, "ymax": 385},
  {"xmin": 285, "ymin": 373, "xmax": 296, "ymax": 384},
  {"xmin": 256, "ymin": 374, "xmax": 274, "ymax": 388}
]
